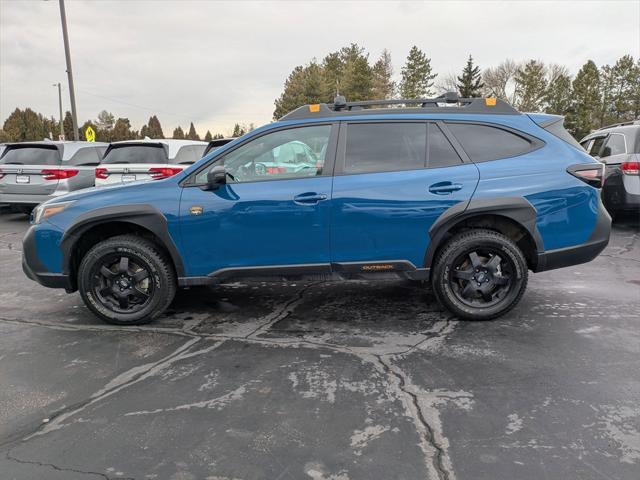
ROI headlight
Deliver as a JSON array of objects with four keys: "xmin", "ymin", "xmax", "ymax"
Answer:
[{"xmin": 32, "ymin": 201, "xmax": 74, "ymax": 225}]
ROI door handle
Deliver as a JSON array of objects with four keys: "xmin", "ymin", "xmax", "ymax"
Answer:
[
  {"xmin": 428, "ymin": 182, "xmax": 463, "ymax": 195},
  {"xmin": 293, "ymin": 192, "xmax": 328, "ymax": 205}
]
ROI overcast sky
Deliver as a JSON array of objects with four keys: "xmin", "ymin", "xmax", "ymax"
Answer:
[{"xmin": 1, "ymin": 0, "xmax": 639, "ymax": 137}]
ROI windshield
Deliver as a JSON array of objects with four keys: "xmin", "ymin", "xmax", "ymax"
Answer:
[
  {"xmin": 102, "ymin": 145, "xmax": 168, "ymax": 165},
  {"xmin": 0, "ymin": 146, "xmax": 61, "ymax": 166}
]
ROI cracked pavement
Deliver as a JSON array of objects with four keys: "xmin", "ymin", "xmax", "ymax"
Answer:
[{"xmin": 0, "ymin": 211, "xmax": 639, "ymax": 480}]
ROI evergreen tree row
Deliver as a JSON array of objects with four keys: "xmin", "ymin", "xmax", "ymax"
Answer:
[{"xmin": 273, "ymin": 45, "xmax": 640, "ymax": 140}]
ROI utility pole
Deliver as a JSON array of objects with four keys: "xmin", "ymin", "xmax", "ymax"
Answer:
[
  {"xmin": 53, "ymin": 83, "xmax": 64, "ymax": 140},
  {"xmin": 58, "ymin": 0, "xmax": 79, "ymax": 140}
]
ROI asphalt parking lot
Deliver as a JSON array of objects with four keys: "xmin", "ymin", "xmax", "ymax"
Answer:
[{"xmin": 0, "ymin": 211, "xmax": 639, "ymax": 480}]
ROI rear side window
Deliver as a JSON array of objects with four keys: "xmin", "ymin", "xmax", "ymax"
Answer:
[
  {"xmin": 0, "ymin": 147, "xmax": 61, "ymax": 166},
  {"xmin": 67, "ymin": 147, "xmax": 102, "ymax": 166},
  {"xmin": 427, "ymin": 124, "xmax": 461, "ymax": 168},
  {"xmin": 174, "ymin": 145, "xmax": 207, "ymax": 165},
  {"xmin": 102, "ymin": 145, "xmax": 168, "ymax": 165},
  {"xmin": 601, "ymin": 134, "xmax": 626, "ymax": 157},
  {"xmin": 447, "ymin": 123, "xmax": 533, "ymax": 162},
  {"xmin": 344, "ymin": 123, "xmax": 426, "ymax": 173},
  {"xmin": 544, "ymin": 120, "xmax": 584, "ymax": 151}
]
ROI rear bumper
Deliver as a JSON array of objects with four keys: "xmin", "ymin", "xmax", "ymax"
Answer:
[
  {"xmin": 22, "ymin": 226, "xmax": 72, "ymax": 290},
  {"xmin": 534, "ymin": 200, "xmax": 611, "ymax": 272},
  {"xmin": 0, "ymin": 193, "xmax": 54, "ymax": 207}
]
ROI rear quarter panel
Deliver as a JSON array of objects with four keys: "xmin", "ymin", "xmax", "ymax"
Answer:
[{"xmin": 467, "ymin": 117, "xmax": 600, "ymax": 251}]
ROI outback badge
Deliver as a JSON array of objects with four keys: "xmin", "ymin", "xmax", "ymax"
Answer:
[{"xmin": 189, "ymin": 206, "xmax": 204, "ymax": 216}]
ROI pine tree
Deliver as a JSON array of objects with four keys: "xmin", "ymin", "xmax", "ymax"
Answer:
[
  {"xmin": 399, "ymin": 46, "xmax": 437, "ymax": 98},
  {"xmin": 273, "ymin": 66, "xmax": 307, "ymax": 119},
  {"xmin": 63, "ymin": 111, "xmax": 74, "ymax": 140},
  {"xmin": 372, "ymin": 49, "xmax": 395, "ymax": 99},
  {"xmin": 457, "ymin": 55, "xmax": 484, "ymax": 97},
  {"xmin": 544, "ymin": 65, "xmax": 572, "ymax": 115},
  {"xmin": 601, "ymin": 55, "xmax": 638, "ymax": 124},
  {"xmin": 566, "ymin": 60, "xmax": 601, "ymax": 139},
  {"xmin": 514, "ymin": 60, "xmax": 548, "ymax": 111},
  {"xmin": 110, "ymin": 118, "xmax": 136, "ymax": 141},
  {"xmin": 186, "ymin": 122, "xmax": 200, "ymax": 140},
  {"xmin": 213, "ymin": 133, "xmax": 224, "ymax": 139},
  {"xmin": 172, "ymin": 126, "xmax": 185, "ymax": 139},
  {"xmin": 147, "ymin": 115, "xmax": 164, "ymax": 138},
  {"xmin": 231, "ymin": 123, "xmax": 246, "ymax": 137},
  {"xmin": 204, "ymin": 130, "xmax": 213, "ymax": 141},
  {"xmin": 96, "ymin": 110, "xmax": 115, "ymax": 131},
  {"xmin": 339, "ymin": 44, "xmax": 373, "ymax": 101}
]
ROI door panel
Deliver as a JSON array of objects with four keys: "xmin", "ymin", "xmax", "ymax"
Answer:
[
  {"xmin": 178, "ymin": 123, "xmax": 337, "ymax": 277},
  {"xmin": 179, "ymin": 177, "xmax": 332, "ymax": 276},
  {"xmin": 330, "ymin": 165, "xmax": 479, "ymax": 266}
]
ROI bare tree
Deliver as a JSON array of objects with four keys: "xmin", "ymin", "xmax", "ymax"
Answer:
[
  {"xmin": 482, "ymin": 59, "xmax": 519, "ymax": 103},
  {"xmin": 435, "ymin": 72, "xmax": 459, "ymax": 95}
]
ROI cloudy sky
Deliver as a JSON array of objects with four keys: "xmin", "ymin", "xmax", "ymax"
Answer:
[{"xmin": 1, "ymin": 0, "xmax": 638, "ymax": 137}]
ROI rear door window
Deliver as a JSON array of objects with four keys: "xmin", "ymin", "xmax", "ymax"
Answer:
[
  {"xmin": 601, "ymin": 133, "xmax": 626, "ymax": 157},
  {"xmin": 0, "ymin": 146, "xmax": 61, "ymax": 166},
  {"xmin": 427, "ymin": 124, "xmax": 461, "ymax": 168},
  {"xmin": 588, "ymin": 136, "xmax": 606, "ymax": 157},
  {"xmin": 68, "ymin": 147, "xmax": 102, "ymax": 166},
  {"xmin": 102, "ymin": 145, "xmax": 168, "ymax": 164},
  {"xmin": 174, "ymin": 145, "xmax": 207, "ymax": 164},
  {"xmin": 447, "ymin": 123, "xmax": 533, "ymax": 162},
  {"xmin": 344, "ymin": 123, "xmax": 426, "ymax": 173}
]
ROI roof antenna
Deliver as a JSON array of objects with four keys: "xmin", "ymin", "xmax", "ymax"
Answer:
[{"xmin": 333, "ymin": 80, "xmax": 347, "ymax": 111}]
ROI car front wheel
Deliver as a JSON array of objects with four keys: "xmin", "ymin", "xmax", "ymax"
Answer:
[
  {"xmin": 432, "ymin": 229, "xmax": 528, "ymax": 320},
  {"xmin": 78, "ymin": 235, "xmax": 176, "ymax": 325}
]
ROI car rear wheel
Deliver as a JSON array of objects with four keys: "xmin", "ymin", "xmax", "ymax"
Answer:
[
  {"xmin": 78, "ymin": 235, "xmax": 176, "ymax": 325},
  {"xmin": 432, "ymin": 229, "xmax": 528, "ymax": 320}
]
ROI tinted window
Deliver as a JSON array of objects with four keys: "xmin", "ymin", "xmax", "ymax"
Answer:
[
  {"xmin": 544, "ymin": 120, "xmax": 584, "ymax": 151},
  {"xmin": 102, "ymin": 145, "xmax": 168, "ymax": 164},
  {"xmin": 195, "ymin": 125, "xmax": 331, "ymax": 184},
  {"xmin": 589, "ymin": 136, "xmax": 606, "ymax": 156},
  {"xmin": 428, "ymin": 124, "xmax": 461, "ymax": 168},
  {"xmin": 68, "ymin": 147, "xmax": 102, "ymax": 166},
  {"xmin": 344, "ymin": 123, "xmax": 426, "ymax": 173},
  {"xmin": 601, "ymin": 134, "xmax": 626, "ymax": 157},
  {"xmin": 0, "ymin": 147, "xmax": 61, "ymax": 166},
  {"xmin": 174, "ymin": 145, "xmax": 207, "ymax": 164},
  {"xmin": 447, "ymin": 123, "xmax": 533, "ymax": 161}
]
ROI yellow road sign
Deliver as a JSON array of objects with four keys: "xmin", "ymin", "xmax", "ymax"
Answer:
[{"xmin": 85, "ymin": 126, "xmax": 96, "ymax": 142}]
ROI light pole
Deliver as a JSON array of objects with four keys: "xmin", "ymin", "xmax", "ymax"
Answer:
[
  {"xmin": 57, "ymin": 0, "xmax": 79, "ymax": 140},
  {"xmin": 53, "ymin": 83, "xmax": 64, "ymax": 140}
]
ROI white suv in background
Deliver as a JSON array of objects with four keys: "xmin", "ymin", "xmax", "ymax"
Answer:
[{"xmin": 95, "ymin": 139, "xmax": 208, "ymax": 186}]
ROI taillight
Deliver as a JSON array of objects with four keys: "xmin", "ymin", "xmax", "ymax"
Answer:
[
  {"xmin": 567, "ymin": 163, "xmax": 604, "ymax": 188},
  {"xmin": 267, "ymin": 166, "xmax": 286, "ymax": 174},
  {"xmin": 148, "ymin": 167, "xmax": 183, "ymax": 179},
  {"xmin": 95, "ymin": 167, "xmax": 109, "ymax": 179},
  {"xmin": 621, "ymin": 161, "xmax": 640, "ymax": 175},
  {"xmin": 41, "ymin": 169, "xmax": 79, "ymax": 180}
]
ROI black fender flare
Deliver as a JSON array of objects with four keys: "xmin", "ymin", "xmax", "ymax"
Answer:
[
  {"xmin": 60, "ymin": 204, "xmax": 186, "ymax": 282},
  {"xmin": 423, "ymin": 196, "xmax": 544, "ymax": 268}
]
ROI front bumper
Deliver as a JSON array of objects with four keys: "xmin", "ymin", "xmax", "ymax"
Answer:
[
  {"xmin": 534, "ymin": 200, "xmax": 611, "ymax": 272},
  {"xmin": 22, "ymin": 225, "xmax": 72, "ymax": 290}
]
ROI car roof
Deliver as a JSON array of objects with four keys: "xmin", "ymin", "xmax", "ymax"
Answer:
[
  {"xmin": 2, "ymin": 141, "xmax": 108, "ymax": 160},
  {"xmin": 581, "ymin": 122, "xmax": 640, "ymax": 141},
  {"xmin": 109, "ymin": 138, "xmax": 208, "ymax": 159}
]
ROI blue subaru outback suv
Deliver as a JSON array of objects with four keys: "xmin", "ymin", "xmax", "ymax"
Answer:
[{"xmin": 22, "ymin": 94, "xmax": 611, "ymax": 325}]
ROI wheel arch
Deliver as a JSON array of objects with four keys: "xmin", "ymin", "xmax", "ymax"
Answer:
[
  {"xmin": 425, "ymin": 197, "xmax": 543, "ymax": 271},
  {"xmin": 60, "ymin": 204, "xmax": 185, "ymax": 291}
]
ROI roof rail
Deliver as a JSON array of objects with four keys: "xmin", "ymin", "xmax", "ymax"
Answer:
[
  {"xmin": 598, "ymin": 119, "xmax": 640, "ymax": 130},
  {"xmin": 280, "ymin": 92, "xmax": 520, "ymax": 120}
]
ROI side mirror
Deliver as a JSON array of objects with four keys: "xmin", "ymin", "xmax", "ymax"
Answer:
[{"xmin": 206, "ymin": 165, "xmax": 226, "ymax": 190}]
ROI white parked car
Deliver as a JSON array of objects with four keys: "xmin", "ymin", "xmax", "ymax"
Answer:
[{"xmin": 95, "ymin": 139, "xmax": 208, "ymax": 186}]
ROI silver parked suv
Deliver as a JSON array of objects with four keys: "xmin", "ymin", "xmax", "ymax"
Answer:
[
  {"xmin": 0, "ymin": 141, "xmax": 108, "ymax": 213},
  {"xmin": 580, "ymin": 120, "xmax": 640, "ymax": 219}
]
